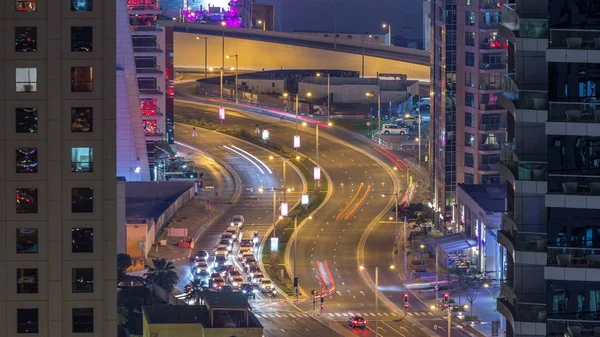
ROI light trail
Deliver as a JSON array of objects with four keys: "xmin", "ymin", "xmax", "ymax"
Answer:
[
  {"xmin": 344, "ymin": 184, "xmax": 371, "ymax": 220},
  {"xmin": 382, "ymin": 147, "xmax": 410, "ymax": 169},
  {"xmin": 335, "ymin": 184, "xmax": 363, "ymax": 220},
  {"xmin": 373, "ymin": 147, "xmax": 405, "ymax": 171},
  {"xmin": 223, "ymin": 145, "xmax": 265, "ymax": 174},
  {"xmin": 230, "ymin": 145, "xmax": 273, "ymax": 174}
]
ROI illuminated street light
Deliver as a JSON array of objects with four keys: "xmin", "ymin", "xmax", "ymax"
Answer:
[
  {"xmin": 302, "ymin": 121, "xmax": 308, "ymax": 127},
  {"xmin": 382, "ymin": 23, "xmax": 392, "ymax": 46}
]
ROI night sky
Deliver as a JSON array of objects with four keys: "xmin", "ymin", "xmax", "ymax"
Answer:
[{"xmin": 254, "ymin": 0, "xmax": 424, "ymax": 39}]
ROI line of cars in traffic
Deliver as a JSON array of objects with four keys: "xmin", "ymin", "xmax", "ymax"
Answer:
[{"xmin": 186, "ymin": 215, "xmax": 275, "ymax": 297}]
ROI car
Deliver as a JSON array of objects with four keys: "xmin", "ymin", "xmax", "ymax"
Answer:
[
  {"xmin": 195, "ymin": 250, "xmax": 209, "ymax": 260},
  {"xmin": 240, "ymin": 250, "xmax": 254, "ymax": 261},
  {"xmin": 228, "ymin": 270, "xmax": 242, "ymax": 281},
  {"xmin": 402, "ymin": 115, "xmax": 419, "ymax": 125},
  {"xmin": 215, "ymin": 264, "xmax": 235, "ymax": 277},
  {"xmin": 195, "ymin": 262, "xmax": 209, "ymax": 274},
  {"xmin": 348, "ymin": 316, "xmax": 367, "ymax": 329},
  {"xmin": 243, "ymin": 256, "xmax": 257, "ymax": 268},
  {"xmin": 251, "ymin": 271, "xmax": 264, "ymax": 284},
  {"xmin": 219, "ymin": 239, "xmax": 233, "ymax": 250},
  {"xmin": 381, "ymin": 124, "xmax": 409, "ymax": 135},
  {"xmin": 240, "ymin": 238, "xmax": 253, "ymax": 248},
  {"xmin": 231, "ymin": 215, "xmax": 245, "ymax": 228},
  {"xmin": 221, "ymin": 233, "xmax": 234, "ymax": 244},
  {"xmin": 230, "ymin": 276, "xmax": 244, "ymax": 289},
  {"xmin": 221, "ymin": 285, "xmax": 233, "ymax": 292},
  {"xmin": 211, "ymin": 277, "xmax": 225, "ymax": 290},
  {"xmin": 260, "ymin": 279, "xmax": 274, "ymax": 293},
  {"xmin": 216, "ymin": 246, "xmax": 230, "ymax": 257},
  {"xmin": 214, "ymin": 253, "xmax": 227, "ymax": 267},
  {"xmin": 241, "ymin": 283, "xmax": 256, "ymax": 296},
  {"xmin": 225, "ymin": 226, "xmax": 239, "ymax": 240}
]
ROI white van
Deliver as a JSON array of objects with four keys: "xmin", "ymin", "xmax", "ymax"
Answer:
[{"xmin": 381, "ymin": 124, "xmax": 409, "ymax": 135}]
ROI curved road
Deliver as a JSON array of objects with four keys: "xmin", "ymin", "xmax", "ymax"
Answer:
[{"xmin": 175, "ymin": 94, "xmax": 470, "ymax": 337}]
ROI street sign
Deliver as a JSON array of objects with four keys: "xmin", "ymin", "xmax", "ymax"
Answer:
[
  {"xmin": 293, "ymin": 135, "xmax": 301, "ymax": 148},
  {"xmin": 262, "ymin": 129, "xmax": 269, "ymax": 140},
  {"xmin": 301, "ymin": 194, "xmax": 309, "ymax": 205},
  {"xmin": 218, "ymin": 107, "xmax": 225, "ymax": 120},
  {"xmin": 313, "ymin": 167, "xmax": 321, "ymax": 180},
  {"xmin": 280, "ymin": 202, "xmax": 288, "ymax": 216},
  {"xmin": 270, "ymin": 237, "xmax": 279, "ymax": 252}
]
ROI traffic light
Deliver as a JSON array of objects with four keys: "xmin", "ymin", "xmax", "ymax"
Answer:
[
  {"xmin": 443, "ymin": 293, "xmax": 449, "ymax": 304},
  {"xmin": 403, "ymin": 293, "xmax": 409, "ymax": 307}
]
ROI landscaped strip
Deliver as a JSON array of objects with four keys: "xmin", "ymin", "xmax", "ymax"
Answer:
[{"xmin": 176, "ymin": 117, "xmax": 329, "ymax": 296}]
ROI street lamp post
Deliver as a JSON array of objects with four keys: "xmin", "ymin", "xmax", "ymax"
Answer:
[
  {"xmin": 220, "ymin": 21, "xmax": 226, "ymax": 100},
  {"xmin": 359, "ymin": 264, "xmax": 395, "ymax": 336},
  {"xmin": 226, "ymin": 54, "xmax": 239, "ymax": 103},
  {"xmin": 316, "ymin": 72, "xmax": 331, "ymax": 124},
  {"xmin": 366, "ymin": 92, "xmax": 381, "ymax": 142},
  {"xmin": 195, "ymin": 36, "xmax": 208, "ymax": 78},
  {"xmin": 382, "ymin": 23, "xmax": 392, "ymax": 46},
  {"xmin": 258, "ymin": 19, "xmax": 266, "ymax": 31}
]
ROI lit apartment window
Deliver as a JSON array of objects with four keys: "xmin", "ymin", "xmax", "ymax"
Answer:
[
  {"xmin": 15, "ymin": 0, "xmax": 36, "ymax": 12},
  {"xmin": 72, "ymin": 228, "xmax": 94, "ymax": 253},
  {"xmin": 71, "ymin": 147, "xmax": 93, "ymax": 172},
  {"xmin": 15, "ymin": 27, "xmax": 37, "ymax": 52},
  {"xmin": 17, "ymin": 268, "xmax": 38, "ymax": 293},
  {"xmin": 71, "ymin": 0, "xmax": 92, "ymax": 11},
  {"xmin": 17, "ymin": 228, "xmax": 38, "ymax": 253},
  {"xmin": 71, "ymin": 27, "xmax": 93, "ymax": 52},
  {"xmin": 72, "ymin": 268, "xmax": 94, "ymax": 293},
  {"xmin": 16, "ymin": 188, "xmax": 38, "ymax": 213},
  {"xmin": 71, "ymin": 67, "xmax": 93, "ymax": 92},
  {"xmin": 16, "ymin": 148, "xmax": 38, "ymax": 173},
  {"xmin": 17, "ymin": 309, "xmax": 39, "ymax": 334},
  {"xmin": 72, "ymin": 308, "xmax": 94, "ymax": 333},
  {"xmin": 15, "ymin": 67, "xmax": 37, "ymax": 92},
  {"xmin": 71, "ymin": 107, "xmax": 93, "ymax": 132},
  {"xmin": 16, "ymin": 108, "xmax": 38, "ymax": 133},
  {"xmin": 72, "ymin": 188, "xmax": 93, "ymax": 213}
]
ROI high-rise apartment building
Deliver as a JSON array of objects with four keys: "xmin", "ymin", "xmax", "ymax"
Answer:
[
  {"xmin": 497, "ymin": 0, "xmax": 600, "ymax": 336},
  {"xmin": 1, "ymin": 0, "xmax": 117, "ymax": 335},
  {"xmin": 430, "ymin": 0, "xmax": 506, "ymax": 220}
]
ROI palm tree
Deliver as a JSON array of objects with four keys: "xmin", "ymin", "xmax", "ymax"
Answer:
[
  {"xmin": 184, "ymin": 279, "xmax": 206, "ymax": 305},
  {"xmin": 145, "ymin": 258, "xmax": 179, "ymax": 293}
]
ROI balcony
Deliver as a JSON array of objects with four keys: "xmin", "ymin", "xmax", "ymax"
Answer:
[
  {"xmin": 479, "ymin": 163, "xmax": 498, "ymax": 171},
  {"xmin": 141, "ymin": 107, "xmax": 163, "ymax": 116},
  {"xmin": 547, "ymin": 319, "xmax": 600, "ymax": 337},
  {"xmin": 498, "ymin": 228, "xmax": 547, "ymax": 256},
  {"xmin": 479, "ymin": 63, "xmax": 505, "ymax": 71},
  {"xmin": 479, "ymin": 41, "xmax": 507, "ymax": 50},
  {"xmin": 139, "ymin": 86, "xmax": 163, "ymax": 95},
  {"xmin": 479, "ymin": 123, "xmax": 505, "ymax": 131},
  {"xmin": 480, "ymin": 21, "xmax": 500, "ymax": 30},
  {"xmin": 546, "ymin": 175, "xmax": 600, "ymax": 210},
  {"xmin": 480, "ymin": 0, "xmax": 503, "ymax": 10},
  {"xmin": 479, "ymin": 103, "xmax": 505, "ymax": 112},
  {"xmin": 500, "ymin": 73, "xmax": 548, "ymax": 114},
  {"xmin": 133, "ymin": 44, "xmax": 162, "ymax": 53},
  {"xmin": 479, "ymin": 143, "xmax": 501, "ymax": 152},
  {"xmin": 478, "ymin": 82, "xmax": 502, "ymax": 91},
  {"xmin": 136, "ymin": 65, "xmax": 163, "ymax": 74},
  {"xmin": 547, "ymin": 246, "xmax": 600, "ymax": 268},
  {"xmin": 500, "ymin": 4, "xmax": 549, "ymax": 42},
  {"xmin": 548, "ymin": 101, "xmax": 600, "ymax": 123},
  {"xmin": 500, "ymin": 3, "xmax": 518, "ymax": 32},
  {"xmin": 497, "ymin": 297, "xmax": 547, "ymax": 335},
  {"xmin": 549, "ymin": 29, "xmax": 600, "ymax": 50},
  {"xmin": 130, "ymin": 25, "xmax": 162, "ymax": 33}
]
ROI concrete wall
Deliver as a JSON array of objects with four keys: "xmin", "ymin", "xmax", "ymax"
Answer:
[
  {"xmin": 174, "ymin": 32, "xmax": 430, "ymax": 79},
  {"xmin": 298, "ymin": 82, "xmax": 417, "ymax": 104},
  {"xmin": 236, "ymin": 78, "xmax": 286, "ymax": 94}
]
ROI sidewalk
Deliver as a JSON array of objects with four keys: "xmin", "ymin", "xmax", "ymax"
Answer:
[{"xmin": 395, "ymin": 227, "xmax": 499, "ymax": 337}]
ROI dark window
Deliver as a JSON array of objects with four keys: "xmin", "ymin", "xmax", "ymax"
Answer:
[
  {"xmin": 15, "ymin": 27, "xmax": 37, "ymax": 52},
  {"xmin": 72, "ymin": 268, "xmax": 94, "ymax": 293},
  {"xmin": 17, "ymin": 268, "xmax": 38, "ymax": 293},
  {"xmin": 466, "ymin": 11, "xmax": 475, "ymax": 26},
  {"xmin": 72, "ymin": 188, "xmax": 93, "ymax": 213},
  {"xmin": 465, "ymin": 31, "xmax": 475, "ymax": 46},
  {"xmin": 16, "ymin": 148, "xmax": 38, "ymax": 174},
  {"xmin": 71, "ymin": 0, "xmax": 92, "ymax": 11},
  {"xmin": 15, "ymin": 0, "xmax": 37, "ymax": 12},
  {"xmin": 464, "ymin": 173, "xmax": 474, "ymax": 184},
  {"xmin": 134, "ymin": 56, "xmax": 156, "ymax": 69},
  {"xmin": 71, "ymin": 147, "xmax": 93, "ymax": 173},
  {"xmin": 71, "ymin": 67, "xmax": 93, "ymax": 92},
  {"xmin": 71, "ymin": 107, "xmax": 93, "ymax": 132},
  {"xmin": 465, "ymin": 133, "xmax": 474, "ymax": 147},
  {"xmin": 17, "ymin": 228, "xmax": 38, "ymax": 254},
  {"xmin": 482, "ymin": 174, "xmax": 500, "ymax": 184},
  {"xmin": 465, "ymin": 153, "xmax": 474, "ymax": 167},
  {"xmin": 16, "ymin": 188, "xmax": 38, "ymax": 213},
  {"xmin": 72, "ymin": 228, "xmax": 94, "ymax": 253},
  {"xmin": 71, "ymin": 27, "xmax": 93, "ymax": 52},
  {"xmin": 17, "ymin": 309, "xmax": 38, "ymax": 333},
  {"xmin": 16, "ymin": 108, "xmax": 38, "ymax": 133},
  {"xmin": 72, "ymin": 308, "xmax": 94, "ymax": 333},
  {"xmin": 465, "ymin": 52, "xmax": 475, "ymax": 67},
  {"xmin": 465, "ymin": 112, "xmax": 474, "ymax": 127},
  {"xmin": 465, "ymin": 92, "xmax": 475, "ymax": 107}
]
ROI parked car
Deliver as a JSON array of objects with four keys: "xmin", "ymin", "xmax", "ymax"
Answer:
[{"xmin": 381, "ymin": 124, "xmax": 409, "ymax": 135}]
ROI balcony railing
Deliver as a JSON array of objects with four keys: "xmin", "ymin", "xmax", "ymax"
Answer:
[
  {"xmin": 139, "ymin": 86, "xmax": 162, "ymax": 95},
  {"xmin": 480, "ymin": 0, "xmax": 503, "ymax": 10},
  {"xmin": 128, "ymin": 4, "xmax": 161, "ymax": 10},
  {"xmin": 500, "ymin": 3, "xmax": 518, "ymax": 31},
  {"xmin": 547, "ymin": 318, "xmax": 600, "ymax": 337},
  {"xmin": 550, "ymin": 29, "xmax": 600, "ymax": 49},
  {"xmin": 479, "ymin": 103, "xmax": 505, "ymax": 111},
  {"xmin": 479, "ymin": 82, "xmax": 502, "ymax": 90},
  {"xmin": 548, "ymin": 101, "xmax": 600, "ymax": 123},
  {"xmin": 515, "ymin": 232, "xmax": 547, "ymax": 252},
  {"xmin": 479, "ymin": 41, "xmax": 507, "ymax": 50},
  {"xmin": 479, "ymin": 143, "xmax": 501, "ymax": 151},
  {"xmin": 502, "ymin": 142, "xmax": 547, "ymax": 163},
  {"xmin": 520, "ymin": 18, "xmax": 549, "ymax": 39},
  {"xmin": 133, "ymin": 44, "xmax": 162, "ymax": 52},
  {"xmin": 479, "ymin": 164, "xmax": 498, "ymax": 171},
  {"xmin": 130, "ymin": 25, "xmax": 162, "ymax": 32},
  {"xmin": 141, "ymin": 107, "xmax": 163, "ymax": 116},
  {"xmin": 500, "ymin": 143, "xmax": 547, "ymax": 181},
  {"xmin": 548, "ymin": 174, "xmax": 600, "ymax": 196},
  {"xmin": 479, "ymin": 123, "xmax": 504, "ymax": 131},
  {"xmin": 547, "ymin": 246, "xmax": 600, "ymax": 268},
  {"xmin": 136, "ymin": 65, "xmax": 163, "ymax": 74},
  {"xmin": 479, "ymin": 63, "xmax": 505, "ymax": 70},
  {"xmin": 502, "ymin": 73, "xmax": 519, "ymax": 100},
  {"xmin": 501, "ymin": 73, "xmax": 549, "ymax": 110}
]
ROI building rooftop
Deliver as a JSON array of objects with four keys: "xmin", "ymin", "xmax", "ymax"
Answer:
[
  {"xmin": 143, "ymin": 305, "xmax": 206, "ymax": 324},
  {"xmin": 125, "ymin": 181, "xmax": 193, "ymax": 221},
  {"xmin": 458, "ymin": 184, "xmax": 506, "ymax": 213},
  {"xmin": 300, "ymin": 77, "xmax": 418, "ymax": 91},
  {"xmin": 200, "ymin": 291, "xmax": 251, "ymax": 309},
  {"xmin": 196, "ymin": 69, "xmax": 359, "ymax": 84}
]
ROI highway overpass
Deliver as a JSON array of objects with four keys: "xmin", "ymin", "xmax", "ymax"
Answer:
[{"xmin": 160, "ymin": 21, "xmax": 430, "ymax": 80}]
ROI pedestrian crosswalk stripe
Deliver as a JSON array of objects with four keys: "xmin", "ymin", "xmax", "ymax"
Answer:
[
  {"xmin": 382, "ymin": 313, "xmax": 389, "ymax": 316},
  {"xmin": 428, "ymin": 312, "xmax": 435, "ymax": 316},
  {"xmin": 300, "ymin": 314, "xmax": 309, "ymax": 317},
  {"xmin": 334, "ymin": 313, "xmax": 343, "ymax": 317},
  {"xmin": 328, "ymin": 313, "xmax": 335, "ymax": 317},
  {"xmin": 280, "ymin": 314, "xmax": 288, "ymax": 317},
  {"xmin": 273, "ymin": 314, "xmax": 281, "ymax": 318},
  {"xmin": 390, "ymin": 313, "xmax": 397, "ymax": 316}
]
